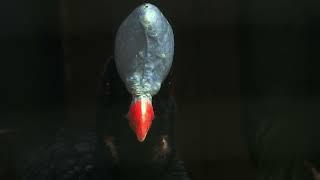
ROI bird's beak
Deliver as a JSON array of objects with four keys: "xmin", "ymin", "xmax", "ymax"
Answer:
[{"xmin": 128, "ymin": 97, "xmax": 154, "ymax": 142}]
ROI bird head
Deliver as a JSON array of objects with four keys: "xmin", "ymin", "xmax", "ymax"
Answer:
[{"xmin": 114, "ymin": 3, "xmax": 174, "ymax": 142}]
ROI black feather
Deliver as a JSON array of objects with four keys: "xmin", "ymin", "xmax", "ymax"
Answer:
[{"xmin": 16, "ymin": 58, "xmax": 190, "ymax": 180}]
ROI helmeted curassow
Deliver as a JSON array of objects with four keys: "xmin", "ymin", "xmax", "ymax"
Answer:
[
  {"xmin": 96, "ymin": 4, "xmax": 189, "ymax": 179},
  {"xmin": 15, "ymin": 3, "xmax": 190, "ymax": 179}
]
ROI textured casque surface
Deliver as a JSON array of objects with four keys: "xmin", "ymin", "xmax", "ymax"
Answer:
[{"xmin": 115, "ymin": 3, "xmax": 174, "ymax": 98}]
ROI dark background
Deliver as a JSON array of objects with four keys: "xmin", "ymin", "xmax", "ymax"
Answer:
[{"xmin": 1, "ymin": 0, "xmax": 319, "ymax": 179}]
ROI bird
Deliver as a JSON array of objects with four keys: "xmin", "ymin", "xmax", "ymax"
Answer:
[
  {"xmin": 15, "ymin": 3, "xmax": 190, "ymax": 180},
  {"xmin": 15, "ymin": 57, "xmax": 189, "ymax": 180},
  {"xmin": 95, "ymin": 3, "xmax": 190, "ymax": 179},
  {"xmin": 94, "ymin": 57, "xmax": 189, "ymax": 180}
]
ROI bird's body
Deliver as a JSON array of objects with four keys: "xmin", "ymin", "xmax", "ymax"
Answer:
[
  {"xmin": 15, "ymin": 3, "xmax": 189, "ymax": 179},
  {"xmin": 16, "ymin": 58, "xmax": 189, "ymax": 180},
  {"xmin": 96, "ymin": 4, "xmax": 184, "ymax": 178},
  {"xmin": 95, "ymin": 58, "xmax": 189, "ymax": 180}
]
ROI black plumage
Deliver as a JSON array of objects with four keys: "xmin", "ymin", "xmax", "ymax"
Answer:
[
  {"xmin": 16, "ymin": 58, "xmax": 189, "ymax": 180},
  {"xmin": 96, "ymin": 58, "xmax": 189, "ymax": 180}
]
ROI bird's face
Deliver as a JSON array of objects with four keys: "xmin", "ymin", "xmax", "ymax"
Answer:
[{"xmin": 115, "ymin": 3, "xmax": 174, "ymax": 142}]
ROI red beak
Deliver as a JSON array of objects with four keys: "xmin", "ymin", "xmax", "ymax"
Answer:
[{"xmin": 128, "ymin": 97, "xmax": 154, "ymax": 142}]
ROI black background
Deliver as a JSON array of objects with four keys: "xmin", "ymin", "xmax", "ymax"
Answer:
[{"xmin": 1, "ymin": 0, "xmax": 319, "ymax": 179}]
